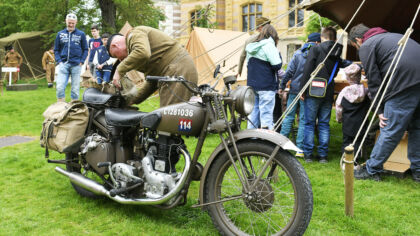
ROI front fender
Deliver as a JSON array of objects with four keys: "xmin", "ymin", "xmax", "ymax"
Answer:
[{"xmin": 198, "ymin": 129, "xmax": 301, "ymax": 208}]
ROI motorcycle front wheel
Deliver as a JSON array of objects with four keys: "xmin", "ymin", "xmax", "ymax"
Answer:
[{"xmin": 204, "ymin": 140, "xmax": 313, "ymax": 236}]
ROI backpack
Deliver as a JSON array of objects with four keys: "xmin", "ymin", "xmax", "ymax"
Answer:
[{"xmin": 40, "ymin": 101, "xmax": 89, "ymax": 155}]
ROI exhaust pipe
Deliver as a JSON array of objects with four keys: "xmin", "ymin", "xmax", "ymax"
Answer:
[{"xmin": 55, "ymin": 149, "xmax": 191, "ymax": 205}]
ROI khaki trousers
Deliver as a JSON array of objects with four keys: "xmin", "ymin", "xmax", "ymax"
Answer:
[
  {"xmin": 6, "ymin": 63, "xmax": 19, "ymax": 83},
  {"xmin": 46, "ymin": 64, "xmax": 55, "ymax": 83}
]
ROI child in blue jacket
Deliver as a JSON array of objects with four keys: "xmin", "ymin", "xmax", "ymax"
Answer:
[{"xmin": 92, "ymin": 33, "xmax": 116, "ymax": 84}]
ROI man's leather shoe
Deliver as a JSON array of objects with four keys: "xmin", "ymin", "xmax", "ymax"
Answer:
[
  {"xmin": 318, "ymin": 156, "xmax": 328, "ymax": 164},
  {"xmin": 304, "ymin": 154, "xmax": 314, "ymax": 163},
  {"xmin": 354, "ymin": 165, "xmax": 381, "ymax": 181}
]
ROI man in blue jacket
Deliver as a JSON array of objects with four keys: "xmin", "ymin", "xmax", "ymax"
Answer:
[
  {"xmin": 279, "ymin": 32, "xmax": 320, "ymax": 157},
  {"xmin": 349, "ymin": 24, "xmax": 420, "ymax": 182},
  {"xmin": 54, "ymin": 13, "xmax": 88, "ymax": 102}
]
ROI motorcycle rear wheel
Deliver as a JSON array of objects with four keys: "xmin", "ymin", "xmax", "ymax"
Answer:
[
  {"xmin": 65, "ymin": 153, "xmax": 103, "ymax": 199},
  {"xmin": 204, "ymin": 141, "xmax": 313, "ymax": 236}
]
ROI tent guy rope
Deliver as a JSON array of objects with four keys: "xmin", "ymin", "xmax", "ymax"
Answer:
[{"xmin": 273, "ymin": 0, "xmax": 368, "ymax": 132}]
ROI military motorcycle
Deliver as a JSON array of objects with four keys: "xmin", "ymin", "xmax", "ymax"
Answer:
[{"xmin": 51, "ymin": 67, "xmax": 313, "ymax": 235}]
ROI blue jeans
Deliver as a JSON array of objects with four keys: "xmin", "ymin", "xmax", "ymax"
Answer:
[
  {"xmin": 56, "ymin": 62, "xmax": 81, "ymax": 100},
  {"xmin": 248, "ymin": 90, "xmax": 276, "ymax": 130},
  {"xmin": 280, "ymin": 93, "xmax": 305, "ymax": 149},
  {"xmin": 367, "ymin": 85, "xmax": 420, "ymax": 175},
  {"xmin": 303, "ymin": 97, "xmax": 332, "ymax": 157},
  {"xmin": 96, "ymin": 70, "xmax": 111, "ymax": 84}
]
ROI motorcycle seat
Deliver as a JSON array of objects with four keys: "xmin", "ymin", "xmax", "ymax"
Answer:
[
  {"xmin": 83, "ymin": 88, "xmax": 114, "ymax": 105},
  {"xmin": 105, "ymin": 108, "xmax": 147, "ymax": 127},
  {"xmin": 105, "ymin": 109, "xmax": 161, "ymax": 129}
]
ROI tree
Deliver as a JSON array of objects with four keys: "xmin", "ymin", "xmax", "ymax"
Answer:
[
  {"xmin": 98, "ymin": 0, "xmax": 117, "ymax": 32},
  {"xmin": 0, "ymin": 0, "xmax": 99, "ymax": 48},
  {"xmin": 0, "ymin": 2, "xmax": 20, "ymax": 38},
  {"xmin": 192, "ymin": 5, "xmax": 218, "ymax": 30},
  {"xmin": 97, "ymin": 0, "xmax": 165, "ymax": 33},
  {"xmin": 305, "ymin": 13, "xmax": 337, "ymax": 36},
  {"xmin": 0, "ymin": 0, "xmax": 164, "ymax": 48}
]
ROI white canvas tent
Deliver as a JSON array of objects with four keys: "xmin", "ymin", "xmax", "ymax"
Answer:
[{"xmin": 185, "ymin": 27, "xmax": 251, "ymax": 90}]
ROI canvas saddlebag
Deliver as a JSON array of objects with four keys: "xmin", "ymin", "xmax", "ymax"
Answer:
[{"xmin": 40, "ymin": 101, "xmax": 89, "ymax": 154}]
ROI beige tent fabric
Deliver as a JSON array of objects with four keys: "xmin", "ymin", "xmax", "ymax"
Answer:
[
  {"xmin": 0, "ymin": 30, "xmax": 50, "ymax": 78},
  {"xmin": 185, "ymin": 27, "xmax": 250, "ymax": 90},
  {"xmin": 185, "ymin": 30, "xmax": 215, "ymax": 81},
  {"xmin": 119, "ymin": 21, "xmax": 133, "ymax": 36}
]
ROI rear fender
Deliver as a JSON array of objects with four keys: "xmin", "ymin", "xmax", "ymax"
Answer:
[{"xmin": 198, "ymin": 129, "xmax": 300, "ymax": 208}]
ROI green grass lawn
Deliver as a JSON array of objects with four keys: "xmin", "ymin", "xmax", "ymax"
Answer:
[{"xmin": 1, "ymin": 78, "xmax": 419, "ymax": 235}]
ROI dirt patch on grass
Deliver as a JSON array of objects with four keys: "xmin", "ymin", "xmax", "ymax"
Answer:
[{"xmin": 0, "ymin": 136, "xmax": 35, "ymax": 148}]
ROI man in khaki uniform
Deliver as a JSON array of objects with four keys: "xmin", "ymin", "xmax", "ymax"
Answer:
[
  {"xmin": 42, "ymin": 47, "xmax": 55, "ymax": 88},
  {"xmin": 3, "ymin": 47, "xmax": 23, "ymax": 83},
  {"xmin": 237, "ymin": 17, "xmax": 270, "ymax": 77},
  {"xmin": 107, "ymin": 26, "xmax": 198, "ymax": 107}
]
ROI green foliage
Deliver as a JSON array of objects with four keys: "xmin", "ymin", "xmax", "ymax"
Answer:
[
  {"xmin": 0, "ymin": 0, "xmax": 100, "ymax": 49},
  {"xmin": 0, "ymin": 2, "xmax": 20, "ymax": 37},
  {"xmin": 0, "ymin": 0, "xmax": 164, "ymax": 48},
  {"xmin": 192, "ymin": 5, "xmax": 217, "ymax": 29},
  {"xmin": 113, "ymin": 0, "xmax": 165, "ymax": 31},
  {"xmin": 305, "ymin": 13, "xmax": 337, "ymax": 36}
]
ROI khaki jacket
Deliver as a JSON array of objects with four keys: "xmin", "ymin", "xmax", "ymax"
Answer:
[
  {"xmin": 4, "ymin": 51, "xmax": 23, "ymax": 65},
  {"xmin": 42, "ymin": 50, "xmax": 56, "ymax": 68},
  {"xmin": 116, "ymin": 26, "xmax": 182, "ymax": 78}
]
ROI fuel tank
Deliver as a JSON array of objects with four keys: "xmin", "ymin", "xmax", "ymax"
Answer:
[{"xmin": 154, "ymin": 102, "xmax": 206, "ymax": 136}]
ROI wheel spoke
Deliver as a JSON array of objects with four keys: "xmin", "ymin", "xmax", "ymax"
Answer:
[{"xmin": 206, "ymin": 145, "xmax": 310, "ymax": 236}]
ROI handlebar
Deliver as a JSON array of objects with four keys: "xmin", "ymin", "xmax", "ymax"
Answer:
[
  {"xmin": 145, "ymin": 75, "xmax": 171, "ymax": 82},
  {"xmin": 146, "ymin": 75, "xmax": 200, "ymax": 95}
]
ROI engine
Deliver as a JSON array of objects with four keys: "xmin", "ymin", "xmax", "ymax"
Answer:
[
  {"xmin": 83, "ymin": 132, "xmax": 185, "ymax": 199},
  {"xmin": 140, "ymin": 133, "xmax": 184, "ymax": 198}
]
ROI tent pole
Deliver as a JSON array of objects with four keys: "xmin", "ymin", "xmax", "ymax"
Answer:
[{"xmin": 17, "ymin": 40, "xmax": 36, "ymax": 79}]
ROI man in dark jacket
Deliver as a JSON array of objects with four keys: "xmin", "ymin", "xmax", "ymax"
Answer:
[
  {"xmin": 279, "ymin": 32, "xmax": 320, "ymax": 157},
  {"xmin": 54, "ymin": 13, "xmax": 88, "ymax": 102},
  {"xmin": 349, "ymin": 23, "xmax": 420, "ymax": 182},
  {"xmin": 299, "ymin": 27, "xmax": 350, "ymax": 163}
]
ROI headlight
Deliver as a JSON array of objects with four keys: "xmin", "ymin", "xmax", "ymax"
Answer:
[{"xmin": 229, "ymin": 86, "xmax": 255, "ymax": 116}]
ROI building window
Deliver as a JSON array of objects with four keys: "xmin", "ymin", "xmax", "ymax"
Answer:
[
  {"xmin": 287, "ymin": 44, "xmax": 301, "ymax": 62},
  {"xmin": 242, "ymin": 3, "xmax": 262, "ymax": 32},
  {"xmin": 190, "ymin": 10, "xmax": 202, "ymax": 31},
  {"xmin": 289, "ymin": 0, "xmax": 304, "ymax": 27}
]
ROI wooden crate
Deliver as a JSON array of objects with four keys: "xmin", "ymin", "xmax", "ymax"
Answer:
[{"xmin": 380, "ymin": 132, "xmax": 410, "ymax": 173}]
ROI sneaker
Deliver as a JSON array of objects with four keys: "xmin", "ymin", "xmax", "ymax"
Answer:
[
  {"xmin": 354, "ymin": 165, "xmax": 381, "ymax": 181},
  {"xmin": 304, "ymin": 154, "xmax": 314, "ymax": 163},
  {"xmin": 47, "ymin": 83, "xmax": 53, "ymax": 88},
  {"xmin": 412, "ymin": 172, "xmax": 420, "ymax": 183},
  {"xmin": 295, "ymin": 151, "xmax": 304, "ymax": 158},
  {"xmin": 318, "ymin": 156, "xmax": 328, "ymax": 164}
]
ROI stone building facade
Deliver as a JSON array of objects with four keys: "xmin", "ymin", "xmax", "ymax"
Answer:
[{"xmin": 154, "ymin": 0, "xmax": 182, "ymax": 37}]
